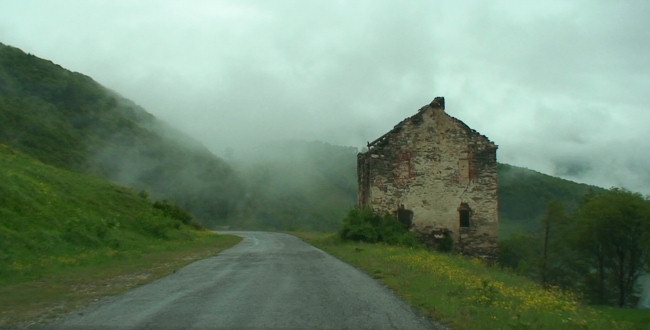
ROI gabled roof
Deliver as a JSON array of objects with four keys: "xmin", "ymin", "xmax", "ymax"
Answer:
[{"xmin": 366, "ymin": 97, "xmax": 496, "ymax": 151}]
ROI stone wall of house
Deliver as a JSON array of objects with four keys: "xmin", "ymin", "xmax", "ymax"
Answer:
[{"xmin": 358, "ymin": 97, "xmax": 499, "ymax": 257}]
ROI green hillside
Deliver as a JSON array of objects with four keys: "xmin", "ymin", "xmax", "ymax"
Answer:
[
  {"xmin": 0, "ymin": 144, "xmax": 220, "ymax": 284},
  {"xmin": 0, "ymin": 43, "xmax": 243, "ymax": 225},
  {"xmin": 498, "ymin": 163, "xmax": 606, "ymax": 234}
]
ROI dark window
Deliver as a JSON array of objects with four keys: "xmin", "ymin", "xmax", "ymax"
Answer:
[
  {"xmin": 458, "ymin": 203, "xmax": 471, "ymax": 228},
  {"xmin": 396, "ymin": 204, "xmax": 414, "ymax": 229}
]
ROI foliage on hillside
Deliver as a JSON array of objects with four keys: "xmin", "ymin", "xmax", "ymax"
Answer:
[
  {"xmin": 498, "ymin": 163, "xmax": 605, "ymax": 227},
  {"xmin": 0, "ymin": 43, "xmax": 243, "ymax": 224},
  {"xmin": 0, "ymin": 144, "xmax": 210, "ymax": 285},
  {"xmin": 499, "ymin": 189, "xmax": 650, "ymax": 307}
]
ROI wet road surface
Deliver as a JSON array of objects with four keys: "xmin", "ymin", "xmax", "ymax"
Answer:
[{"xmin": 50, "ymin": 232, "xmax": 440, "ymax": 329}]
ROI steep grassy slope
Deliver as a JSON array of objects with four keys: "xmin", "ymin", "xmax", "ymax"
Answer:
[
  {"xmin": 0, "ymin": 144, "xmax": 221, "ymax": 284},
  {"xmin": 0, "ymin": 43, "xmax": 242, "ymax": 224},
  {"xmin": 0, "ymin": 143, "xmax": 243, "ymax": 327}
]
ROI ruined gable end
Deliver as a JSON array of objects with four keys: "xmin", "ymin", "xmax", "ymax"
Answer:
[{"xmin": 357, "ymin": 96, "xmax": 499, "ymax": 258}]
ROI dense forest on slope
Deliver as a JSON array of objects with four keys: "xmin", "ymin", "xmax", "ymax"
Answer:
[{"xmin": 0, "ymin": 43, "xmax": 243, "ymax": 223}]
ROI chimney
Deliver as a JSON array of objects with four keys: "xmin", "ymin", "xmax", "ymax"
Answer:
[{"xmin": 430, "ymin": 96, "xmax": 445, "ymax": 110}]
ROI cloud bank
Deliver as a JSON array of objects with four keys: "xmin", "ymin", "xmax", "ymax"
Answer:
[{"xmin": 1, "ymin": 0, "xmax": 649, "ymax": 194}]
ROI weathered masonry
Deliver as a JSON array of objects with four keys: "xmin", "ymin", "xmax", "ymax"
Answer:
[{"xmin": 357, "ymin": 97, "xmax": 498, "ymax": 257}]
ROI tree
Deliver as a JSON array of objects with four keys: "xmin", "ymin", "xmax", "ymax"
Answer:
[
  {"xmin": 570, "ymin": 188, "xmax": 650, "ymax": 306},
  {"xmin": 540, "ymin": 200, "xmax": 567, "ymax": 287},
  {"xmin": 498, "ymin": 201, "xmax": 576, "ymax": 287},
  {"xmin": 498, "ymin": 232, "xmax": 538, "ymax": 274}
]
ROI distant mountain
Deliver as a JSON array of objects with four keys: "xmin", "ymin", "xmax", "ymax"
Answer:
[{"xmin": 0, "ymin": 43, "xmax": 242, "ymax": 224}]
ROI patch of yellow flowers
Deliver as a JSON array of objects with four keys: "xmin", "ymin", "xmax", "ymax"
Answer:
[{"xmin": 389, "ymin": 251, "xmax": 579, "ymax": 313}]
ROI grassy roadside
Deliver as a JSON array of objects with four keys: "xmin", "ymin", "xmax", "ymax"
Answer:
[
  {"xmin": 0, "ymin": 232, "xmax": 241, "ymax": 328},
  {"xmin": 0, "ymin": 144, "xmax": 245, "ymax": 327},
  {"xmin": 296, "ymin": 232, "xmax": 644, "ymax": 329}
]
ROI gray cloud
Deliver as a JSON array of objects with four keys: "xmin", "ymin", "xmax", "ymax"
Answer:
[{"xmin": 1, "ymin": 0, "xmax": 649, "ymax": 194}]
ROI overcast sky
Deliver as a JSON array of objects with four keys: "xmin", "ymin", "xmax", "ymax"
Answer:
[{"xmin": 1, "ymin": 0, "xmax": 649, "ymax": 194}]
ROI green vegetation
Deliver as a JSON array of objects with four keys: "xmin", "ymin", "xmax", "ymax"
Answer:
[
  {"xmin": 0, "ymin": 42, "xmax": 243, "ymax": 225},
  {"xmin": 299, "ymin": 233, "xmax": 642, "ymax": 329},
  {"xmin": 498, "ymin": 163, "xmax": 605, "ymax": 235},
  {"xmin": 500, "ymin": 189, "xmax": 650, "ymax": 307},
  {"xmin": 153, "ymin": 199, "xmax": 194, "ymax": 225},
  {"xmin": 302, "ymin": 185, "xmax": 650, "ymax": 326},
  {"xmin": 339, "ymin": 207, "xmax": 419, "ymax": 246},
  {"xmin": 0, "ymin": 144, "xmax": 219, "ymax": 283},
  {"xmin": 0, "ymin": 144, "xmax": 242, "ymax": 326},
  {"xmin": 572, "ymin": 189, "xmax": 650, "ymax": 306},
  {"xmin": 0, "ymin": 43, "xmax": 356, "ymax": 232},
  {"xmin": 0, "ymin": 233, "xmax": 241, "ymax": 328}
]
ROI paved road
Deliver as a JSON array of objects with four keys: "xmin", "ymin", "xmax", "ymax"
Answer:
[{"xmin": 50, "ymin": 232, "xmax": 439, "ymax": 329}]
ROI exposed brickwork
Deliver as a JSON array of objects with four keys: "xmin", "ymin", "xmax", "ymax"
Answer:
[{"xmin": 358, "ymin": 97, "xmax": 499, "ymax": 257}]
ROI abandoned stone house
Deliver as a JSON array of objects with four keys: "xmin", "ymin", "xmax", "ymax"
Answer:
[{"xmin": 357, "ymin": 97, "xmax": 498, "ymax": 257}]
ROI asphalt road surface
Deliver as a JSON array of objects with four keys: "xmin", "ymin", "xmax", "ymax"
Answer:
[{"xmin": 50, "ymin": 232, "xmax": 440, "ymax": 329}]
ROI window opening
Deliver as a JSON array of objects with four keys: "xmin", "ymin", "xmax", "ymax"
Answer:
[
  {"xmin": 396, "ymin": 204, "xmax": 414, "ymax": 229},
  {"xmin": 458, "ymin": 203, "xmax": 472, "ymax": 228}
]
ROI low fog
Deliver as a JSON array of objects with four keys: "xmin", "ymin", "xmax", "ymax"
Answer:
[{"xmin": 1, "ymin": 1, "xmax": 649, "ymax": 194}]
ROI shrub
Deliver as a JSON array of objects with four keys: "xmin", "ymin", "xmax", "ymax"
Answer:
[
  {"xmin": 152, "ymin": 200, "xmax": 193, "ymax": 224},
  {"xmin": 189, "ymin": 220, "xmax": 205, "ymax": 230},
  {"xmin": 339, "ymin": 207, "xmax": 419, "ymax": 247},
  {"xmin": 139, "ymin": 216, "xmax": 174, "ymax": 239}
]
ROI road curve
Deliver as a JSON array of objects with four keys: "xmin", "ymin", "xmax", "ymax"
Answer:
[{"xmin": 50, "ymin": 232, "xmax": 440, "ymax": 329}]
